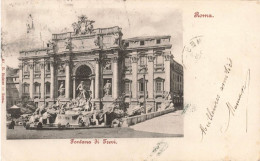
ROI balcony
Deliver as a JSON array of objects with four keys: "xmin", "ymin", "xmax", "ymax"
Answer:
[
  {"xmin": 23, "ymin": 73, "xmax": 30, "ymax": 79},
  {"xmin": 155, "ymin": 90, "xmax": 165, "ymax": 98},
  {"xmin": 138, "ymin": 91, "xmax": 148, "ymax": 98},
  {"xmin": 124, "ymin": 66, "xmax": 132, "ymax": 73},
  {"xmin": 22, "ymin": 93, "xmax": 30, "ymax": 97},
  {"xmin": 34, "ymin": 70, "xmax": 41, "ymax": 73},
  {"xmin": 34, "ymin": 93, "xmax": 40, "ymax": 98},
  {"xmin": 124, "ymin": 91, "xmax": 132, "ymax": 97},
  {"xmin": 45, "ymin": 93, "xmax": 50, "ymax": 99},
  {"xmin": 154, "ymin": 64, "xmax": 164, "ymax": 72}
]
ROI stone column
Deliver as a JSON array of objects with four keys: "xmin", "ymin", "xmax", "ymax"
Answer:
[
  {"xmin": 18, "ymin": 63, "xmax": 23, "ymax": 99},
  {"xmin": 72, "ymin": 77, "xmax": 76, "ymax": 99},
  {"xmin": 147, "ymin": 53, "xmax": 154, "ymax": 99},
  {"xmin": 40, "ymin": 61, "xmax": 45, "ymax": 99},
  {"xmin": 50, "ymin": 61, "xmax": 55, "ymax": 99},
  {"xmin": 131, "ymin": 53, "xmax": 138, "ymax": 100},
  {"xmin": 112, "ymin": 56, "xmax": 119, "ymax": 99},
  {"xmin": 29, "ymin": 62, "xmax": 34, "ymax": 99},
  {"xmin": 94, "ymin": 58, "xmax": 100, "ymax": 99},
  {"xmin": 91, "ymin": 77, "xmax": 95, "ymax": 99},
  {"xmin": 164, "ymin": 52, "xmax": 172, "ymax": 94},
  {"xmin": 65, "ymin": 60, "xmax": 70, "ymax": 99}
]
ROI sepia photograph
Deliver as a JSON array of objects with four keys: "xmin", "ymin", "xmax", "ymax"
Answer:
[{"xmin": 3, "ymin": 1, "xmax": 183, "ymax": 139}]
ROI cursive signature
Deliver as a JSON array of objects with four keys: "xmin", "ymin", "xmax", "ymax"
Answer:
[
  {"xmin": 222, "ymin": 69, "xmax": 250, "ymax": 132},
  {"xmin": 199, "ymin": 58, "xmax": 232, "ymax": 141}
]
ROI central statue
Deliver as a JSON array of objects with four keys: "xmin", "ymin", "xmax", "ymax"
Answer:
[{"xmin": 77, "ymin": 81, "xmax": 87, "ymax": 99}]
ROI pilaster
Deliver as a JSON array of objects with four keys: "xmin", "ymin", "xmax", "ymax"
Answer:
[
  {"xmin": 94, "ymin": 57, "xmax": 100, "ymax": 99},
  {"xmin": 112, "ymin": 56, "xmax": 119, "ymax": 99},
  {"xmin": 131, "ymin": 52, "xmax": 138, "ymax": 101},
  {"xmin": 147, "ymin": 52, "xmax": 155, "ymax": 99},
  {"xmin": 65, "ymin": 59, "xmax": 70, "ymax": 99},
  {"xmin": 28, "ymin": 61, "xmax": 34, "ymax": 100},
  {"xmin": 40, "ymin": 61, "xmax": 45, "ymax": 99},
  {"xmin": 50, "ymin": 60, "xmax": 55, "ymax": 99},
  {"xmin": 18, "ymin": 63, "xmax": 23, "ymax": 98}
]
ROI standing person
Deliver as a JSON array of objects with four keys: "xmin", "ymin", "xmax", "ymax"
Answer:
[{"xmin": 9, "ymin": 119, "xmax": 15, "ymax": 129}]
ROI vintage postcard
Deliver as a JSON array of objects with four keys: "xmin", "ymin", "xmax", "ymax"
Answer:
[{"xmin": 1, "ymin": 0, "xmax": 260, "ymax": 161}]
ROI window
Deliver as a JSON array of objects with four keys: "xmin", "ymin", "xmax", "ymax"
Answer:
[
  {"xmin": 23, "ymin": 84, "xmax": 29, "ymax": 93},
  {"xmin": 125, "ymin": 82, "xmax": 130, "ymax": 93},
  {"xmin": 140, "ymin": 41, "xmax": 144, "ymax": 46},
  {"xmin": 155, "ymin": 79, "xmax": 164, "ymax": 92},
  {"xmin": 125, "ymin": 57, "xmax": 131, "ymax": 67},
  {"xmin": 46, "ymin": 63, "xmax": 50, "ymax": 71},
  {"xmin": 34, "ymin": 83, "xmax": 41, "ymax": 94},
  {"xmin": 139, "ymin": 56, "xmax": 146, "ymax": 65},
  {"xmin": 156, "ymin": 39, "xmax": 161, "ymax": 44},
  {"xmin": 156, "ymin": 82, "xmax": 162, "ymax": 92},
  {"xmin": 156, "ymin": 55, "xmax": 164, "ymax": 64},
  {"xmin": 139, "ymin": 82, "xmax": 144, "ymax": 92},
  {"xmin": 35, "ymin": 63, "xmax": 40, "ymax": 71},
  {"xmin": 46, "ymin": 82, "xmax": 50, "ymax": 94},
  {"xmin": 138, "ymin": 79, "xmax": 147, "ymax": 92},
  {"xmin": 24, "ymin": 65, "xmax": 28, "ymax": 72}
]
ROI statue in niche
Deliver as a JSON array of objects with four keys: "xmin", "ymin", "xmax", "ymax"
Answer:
[
  {"xmin": 58, "ymin": 82, "xmax": 65, "ymax": 97},
  {"xmin": 104, "ymin": 80, "xmax": 112, "ymax": 96},
  {"xmin": 77, "ymin": 81, "xmax": 87, "ymax": 99}
]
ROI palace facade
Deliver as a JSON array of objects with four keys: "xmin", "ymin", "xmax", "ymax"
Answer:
[
  {"xmin": 6, "ymin": 66, "xmax": 19, "ymax": 108},
  {"xmin": 18, "ymin": 17, "xmax": 183, "ymax": 111}
]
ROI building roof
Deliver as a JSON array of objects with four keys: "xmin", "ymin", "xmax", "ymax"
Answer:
[
  {"xmin": 20, "ymin": 47, "xmax": 49, "ymax": 53},
  {"xmin": 123, "ymin": 35, "xmax": 171, "ymax": 42},
  {"xmin": 6, "ymin": 66, "xmax": 19, "ymax": 77}
]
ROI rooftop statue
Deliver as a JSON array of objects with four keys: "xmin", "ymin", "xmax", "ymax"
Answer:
[{"xmin": 72, "ymin": 15, "xmax": 95, "ymax": 35}]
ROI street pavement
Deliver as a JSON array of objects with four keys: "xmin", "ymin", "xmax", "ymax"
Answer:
[{"xmin": 130, "ymin": 110, "xmax": 183, "ymax": 135}]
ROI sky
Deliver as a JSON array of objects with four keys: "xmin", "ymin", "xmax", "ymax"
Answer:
[{"xmin": 2, "ymin": 0, "xmax": 183, "ymax": 68}]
